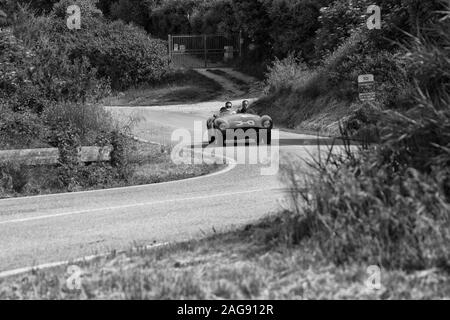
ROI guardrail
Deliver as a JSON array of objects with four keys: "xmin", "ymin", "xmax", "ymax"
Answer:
[{"xmin": 0, "ymin": 146, "xmax": 113, "ymax": 165}]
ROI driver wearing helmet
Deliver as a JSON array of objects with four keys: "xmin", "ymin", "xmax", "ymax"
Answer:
[
  {"xmin": 238, "ymin": 100, "xmax": 249, "ymax": 113},
  {"xmin": 220, "ymin": 101, "xmax": 234, "ymax": 114},
  {"xmin": 238, "ymin": 100, "xmax": 255, "ymax": 114}
]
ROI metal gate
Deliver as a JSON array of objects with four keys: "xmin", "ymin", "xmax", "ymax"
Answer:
[{"xmin": 168, "ymin": 34, "xmax": 241, "ymax": 68}]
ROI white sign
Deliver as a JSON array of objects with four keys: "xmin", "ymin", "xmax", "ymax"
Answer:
[{"xmin": 358, "ymin": 74, "xmax": 376, "ymax": 101}]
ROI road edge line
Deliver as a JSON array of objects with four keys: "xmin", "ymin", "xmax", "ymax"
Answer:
[{"xmin": 0, "ymin": 242, "xmax": 170, "ymax": 279}]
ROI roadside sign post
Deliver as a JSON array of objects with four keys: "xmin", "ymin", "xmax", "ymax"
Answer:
[{"xmin": 358, "ymin": 74, "xmax": 376, "ymax": 102}]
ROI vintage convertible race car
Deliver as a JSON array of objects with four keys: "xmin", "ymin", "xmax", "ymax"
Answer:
[{"xmin": 206, "ymin": 111, "xmax": 273, "ymax": 145}]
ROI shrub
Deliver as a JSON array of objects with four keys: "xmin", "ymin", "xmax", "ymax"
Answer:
[
  {"xmin": 0, "ymin": 27, "xmax": 32, "ymax": 95},
  {"xmin": 376, "ymin": 6, "xmax": 450, "ymax": 174},
  {"xmin": 0, "ymin": 101, "xmax": 47, "ymax": 149},
  {"xmin": 109, "ymin": 0, "xmax": 150, "ymax": 27},
  {"xmin": 267, "ymin": 0, "xmax": 321, "ymax": 61},
  {"xmin": 13, "ymin": 2, "xmax": 168, "ymax": 92},
  {"xmin": 282, "ymin": 149, "xmax": 450, "ymax": 270},
  {"xmin": 330, "ymin": 48, "xmax": 410, "ymax": 108},
  {"xmin": 43, "ymin": 102, "xmax": 113, "ymax": 145},
  {"xmin": 314, "ymin": 0, "xmax": 364, "ymax": 57},
  {"xmin": 280, "ymin": 5, "xmax": 450, "ymax": 271},
  {"xmin": 79, "ymin": 20, "xmax": 168, "ymax": 90},
  {"xmin": 3, "ymin": 2, "xmax": 166, "ymax": 149},
  {"xmin": 264, "ymin": 54, "xmax": 315, "ymax": 93},
  {"xmin": 148, "ymin": 0, "xmax": 196, "ymax": 38},
  {"xmin": 0, "ymin": 162, "xmax": 30, "ymax": 193}
]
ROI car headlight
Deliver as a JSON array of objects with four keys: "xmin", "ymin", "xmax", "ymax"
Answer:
[
  {"xmin": 263, "ymin": 120, "xmax": 272, "ymax": 128},
  {"xmin": 218, "ymin": 123, "xmax": 228, "ymax": 131}
]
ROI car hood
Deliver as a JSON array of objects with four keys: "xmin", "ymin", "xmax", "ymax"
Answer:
[{"xmin": 217, "ymin": 113, "xmax": 262, "ymax": 122}]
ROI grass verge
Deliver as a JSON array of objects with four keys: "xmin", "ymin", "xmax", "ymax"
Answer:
[
  {"xmin": 103, "ymin": 70, "xmax": 223, "ymax": 107},
  {"xmin": 0, "ymin": 216, "xmax": 448, "ymax": 299},
  {"xmin": 206, "ymin": 69, "xmax": 251, "ymax": 92}
]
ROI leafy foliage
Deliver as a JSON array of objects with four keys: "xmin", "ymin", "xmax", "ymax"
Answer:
[
  {"xmin": 280, "ymin": 4, "xmax": 450, "ymax": 271},
  {"xmin": 282, "ymin": 148, "xmax": 450, "ymax": 270},
  {"xmin": 13, "ymin": 2, "xmax": 168, "ymax": 91},
  {"xmin": 0, "ymin": 0, "xmax": 169, "ymax": 191}
]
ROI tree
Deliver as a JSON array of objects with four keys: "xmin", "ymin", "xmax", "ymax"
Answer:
[
  {"xmin": 268, "ymin": 0, "xmax": 321, "ymax": 61},
  {"xmin": 109, "ymin": 0, "xmax": 150, "ymax": 27}
]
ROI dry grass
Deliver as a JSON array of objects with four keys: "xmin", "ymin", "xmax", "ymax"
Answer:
[
  {"xmin": 206, "ymin": 69, "xmax": 250, "ymax": 92},
  {"xmin": 103, "ymin": 70, "xmax": 223, "ymax": 107},
  {"xmin": 0, "ymin": 217, "xmax": 448, "ymax": 299}
]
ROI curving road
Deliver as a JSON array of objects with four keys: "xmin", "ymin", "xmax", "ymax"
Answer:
[{"xmin": 0, "ymin": 99, "xmax": 331, "ymax": 275}]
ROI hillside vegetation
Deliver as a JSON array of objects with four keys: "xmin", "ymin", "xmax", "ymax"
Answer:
[
  {"xmin": 253, "ymin": 0, "xmax": 444, "ymax": 135},
  {"xmin": 0, "ymin": 0, "xmax": 220, "ymax": 196},
  {"xmin": 0, "ymin": 0, "xmax": 448, "ymax": 299},
  {"xmin": 274, "ymin": 0, "xmax": 450, "ymax": 273},
  {"xmin": 82, "ymin": 0, "xmax": 450, "ymax": 282}
]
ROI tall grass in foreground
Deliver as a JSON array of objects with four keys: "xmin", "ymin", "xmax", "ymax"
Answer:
[{"xmin": 280, "ymin": 5, "xmax": 450, "ymax": 271}]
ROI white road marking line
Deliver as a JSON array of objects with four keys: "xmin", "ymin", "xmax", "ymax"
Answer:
[
  {"xmin": 0, "ymin": 188, "xmax": 281, "ymax": 226},
  {"xmin": 0, "ymin": 242, "xmax": 169, "ymax": 279}
]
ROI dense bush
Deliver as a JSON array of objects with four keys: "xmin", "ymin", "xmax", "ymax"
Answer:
[
  {"xmin": 80, "ymin": 20, "xmax": 168, "ymax": 90},
  {"xmin": 0, "ymin": 162, "xmax": 30, "ymax": 193},
  {"xmin": 1, "ymin": 0, "xmax": 169, "ymax": 148},
  {"xmin": 148, "ymin": 0, "xmax": 197, "ymax": 39},
  {"xmin": 264, "ymin": 54, "xmax": 313, "ymax": 93},
  {"xmin": 0, "ymin": 27, "xmax": 31, "ymax": 95},
  {"xmin": 314, "ymin": 0, "xmax": 364, "ymax": 58},
  {"xmin": 1, "ymin": 0, "xmax": 168, "ymax": 191},
  {"xmin": 280, "ymin": 5, "xmax": 450, "ymax": 271},
  {"xmin": 0, "ymin": 103, "xmax": 47, "ymax": 149},
  {"xmin": 256, "ymin": 0, "xmax": 447, "ymax": 131},
  {"xmin": 109, "ymin": 0, "xmax": 150, "ymax": 27},
  {"xmin": 282, "ymin": 148, "xmax": 450, "ymax": 270},
  {"xmin": 13, "ymin": 1, "xmax": 168, "ymax": 91}
]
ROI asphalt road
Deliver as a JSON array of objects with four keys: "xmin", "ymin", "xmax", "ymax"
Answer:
[{"xmin": 0, "ymin": 99, "xmax": 332, "ymax": 274}]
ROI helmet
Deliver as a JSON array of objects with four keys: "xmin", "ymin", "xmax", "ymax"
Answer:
[
  {"xmin": 225, "ymin": 101, "xmax": 232, "ymax": 109},
  {"xmin": 242, "ymin": 100, "xmax": 249, "ymax": 107}
]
